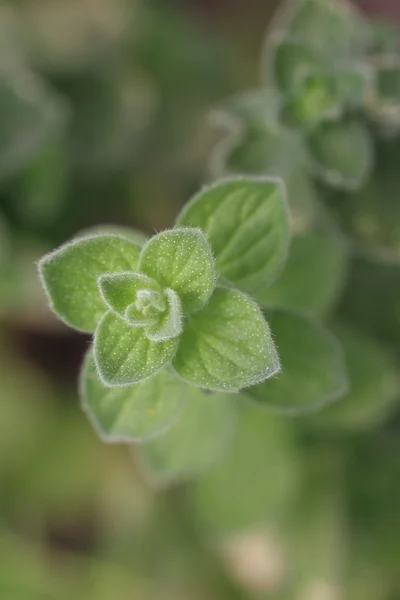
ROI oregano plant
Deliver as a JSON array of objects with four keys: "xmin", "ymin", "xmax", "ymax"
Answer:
[{"xmin": 39, "ymin": 176, "xmax": 328, "ymax": 449}]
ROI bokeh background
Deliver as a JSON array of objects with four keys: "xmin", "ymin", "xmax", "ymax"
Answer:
[{"xmin": 0, "ymin": 1, "xmax": 399, "ymax": 599}]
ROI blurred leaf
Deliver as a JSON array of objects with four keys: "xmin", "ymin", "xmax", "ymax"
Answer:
[
  {"xmin": 81, "ymin": 353, "xmax": 186, "ymax": 443},
  {"xmin": 334, "ymin": 63, "xmax": 372, "ymax": 109},
  {"xmin": 287, "ymin": 450, "xmax": 346, "ymax": 598},
  {"xmin": 137, "ymin": 387, "xmax": 237, "ymax": 485},
  {"xmin": 0, "ymin": 340, "xmax": 52, "ymax": 476},
  {"xmin": 67, "ymin": 71, "xmax": 155, "ymax": 174},
  {"xmin": 247, "ymin": 310, "xmax": 347, "ymax": 414},
  {"xmin": 338, "ymin": 257, "xmax": 400, "ymax": 353},
  {"xmin": 210, "ymin": 90, "xmax": 304, "ymax": 180},
  {"xmin": 312, "ymin": 324, "xmax": 399, "ymax": 430},
  {"xmin": 268, "ymin": 0, "xmax": 368, "ymax": 60},
  {"xmin": 367, "ymin": 54, "xmax": 400, "ymax": 132},
  {"xmin": 267, "ymin": 36, "xmax": 323, "ymax": 94},
  {"xmin": 306, "ymin": 119, "xmax": 373, "ymax": 190},
  {"xmin": 281, "ymin": 74, "xmax": 341, "ymax": 130},
  {"xmin": 324, "ymin": 136, "xmax": 400, "ymax": 264},
  {"xmin": 189, "ymin": 402, "xmax": 298, "ymax": 537},
  {"xmin": 367, "ymin": 20, "xmax": 400, "ymax": 54},
  {"xmin": 255, "ymin": 228, "xmax": 348, "ymax": 317},
  {"xmin": 0, "ymin": 67, "xmax": 67, "ymax": 180},
  {"xmin": 10, "ymin": 138, "xmax": 68, "ymax": 227}
]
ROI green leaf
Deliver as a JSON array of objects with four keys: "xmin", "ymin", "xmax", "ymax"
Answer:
[
  {"xmin": 94, "ymin": 311, "xmax": 179, "ymax": 386},
  {"xmin": 177, "ymin": 178, "xmax": 290, "ymax": 293},
  {"xmin": 172, "ymin": 286, "xmax": 280, "ymax": 392},
  {"xmin": 306, "ymin": 119, "xmax": 373, "ymax": 190},
  {"xmin": 312, "ymin": 324, "xmax": 399, "ymax": 430},
  {"xmin": 255, "ymin": 229, "xmax": 348, "ymax": 317},
  {"xmin": 80, "ymin": 351, "xmax": 186, "ymax": 443},
  {"xmin": 139, "ymin": 228, "xmax": 216, "ymax": 313},
  {"xmin": 270, "ymin": 0, "xmax": 368, "ymax": 60},
  {"xmin": 38, "ymin": 235, "xmax": 142, "ymax": 332},
  {"xmin": 145, "ymin": 288, "xmax": 183, "ymax": 342},
  {"xmin": 268, "ymin": 36, "xmax": 323, "ymax": 94},
  {"xmin": 334, "ymin": 63, "xmax": 372, "ymax": 109},
  {"xmin": 325, "ymin": 136, "xmax": 400, "ymax": 263},
  {"xmin": 98, "ymin": 272, "xmax": 161, "ymax": 321},
  {"xmin": 367, "ymin": 54, "xmax": 400, "ymax": 130},
  {"xmin": 247, "ymin": 310, "xmax": 347, "ymax": 414},
  {"xmin": 137, "ymin": 387, "xmax": 237, "ymax": 484},
  {"xmin": 281, "ymin": 74, "xmax": 341, "ymax": 130},
  {"xmin": 190, "ymin": 402, "xmax": 298, "ymax": 537}
]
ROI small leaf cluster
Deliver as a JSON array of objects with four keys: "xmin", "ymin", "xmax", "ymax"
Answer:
[
  {"xmin": 38, "ymin": 177, "xmax": 302, "ymax": 444},
  {"xmin": 212, "ymin": 0, "xmax": 400, "ymax": 192}
]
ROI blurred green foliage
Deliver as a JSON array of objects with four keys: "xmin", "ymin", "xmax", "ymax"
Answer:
[{"xmin": 0, "ymin": 0, "xmax": 399, "ymax": 598}]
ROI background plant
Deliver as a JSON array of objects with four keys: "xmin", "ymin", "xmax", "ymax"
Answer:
[{"xmin": 0, "ymin": 0, "xmax": 399, "ymax": 599}]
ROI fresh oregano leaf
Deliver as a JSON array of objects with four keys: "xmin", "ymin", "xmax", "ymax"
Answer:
[
  {"xmin": 177, "ymin": 178, "xmax": 290, "ymax": 293},
  {"xmin": 268, "ymin": 36, "xmax": 323, "ymax": 95},
  {"xmin": 246, "ymin": 310, "xmax": 347, "ymax": 414},
  {"xmin": 190, "ymin": 402, "xmax": 298, "ymax": 538},
  {"xmin": 306, "ymin": 119, "xmax": 373, "ymax": 190},
  {"xmin": 139, "ymin": 227, "xmax": 216, "ymax": 313},
  {"xmin": 94, "ymin": 311, "xmax": 179, "ymax": 386},
  {"xmin": 255, "ymin": 229, "xmax": 348, "ymax": 317},
  {"xmin": 312, "ymin": 324, "xmax": 399, "ymax": 430},
  {"xmin": 80, "ymin": 351, "xmax": 186, "ymax": 443},
  {"xmin": 98, "ymin": 272, "xmax": 161, "ymax": 321},
  {"xmin": 38, "ymin": 235, "xmax": 142, "ymax": 332},
  {"xmin": 145, "ymin": 288, "xmax": 183, "ymax": 342},
  {"xmin": 137, "ymin": 387, "xmax": 237, "ymax": 485},
  {"xmin": 172, "ymin": 286, "xmax": 280, "ymax": 392}
]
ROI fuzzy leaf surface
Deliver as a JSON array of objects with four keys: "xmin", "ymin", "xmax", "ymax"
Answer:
[
  {"xmin": 80, "ymin": 352, "xmax": 186, "ymax": 443},
  {"xmin": 145, "ymin": 289, "xmax": 183, "ymax": 342},
  {"xmin": 247, "ymin": 310, "xmax": 347, "ymax": 414},
  {"xmin": 172, "ymin": 286, "xmax": 279, "ymax": 392},
  {"xmin": 177, "ymin": 178, "xmax": 290, "ymax": 293},
  {"xmin": 98, "ymin": 272, "xmax": 161, "ymax": 320},
  {"xmin": 94, "ymin": 311, "xmax": 178, "ymax": 386},
  {"xmin": 256, "ymin": 229, "xmax": 348, "ymax": 317},
  {"xmin": 38, "ymin": 235, "xmax": 141, "ymax": 332},
  {"xmin": 138, "ymin": 387, "xmax": 237, "ymax": 485},
  {"xmin": 139, "ymin": 228, "xmax": 215, "ymax": 313}
]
